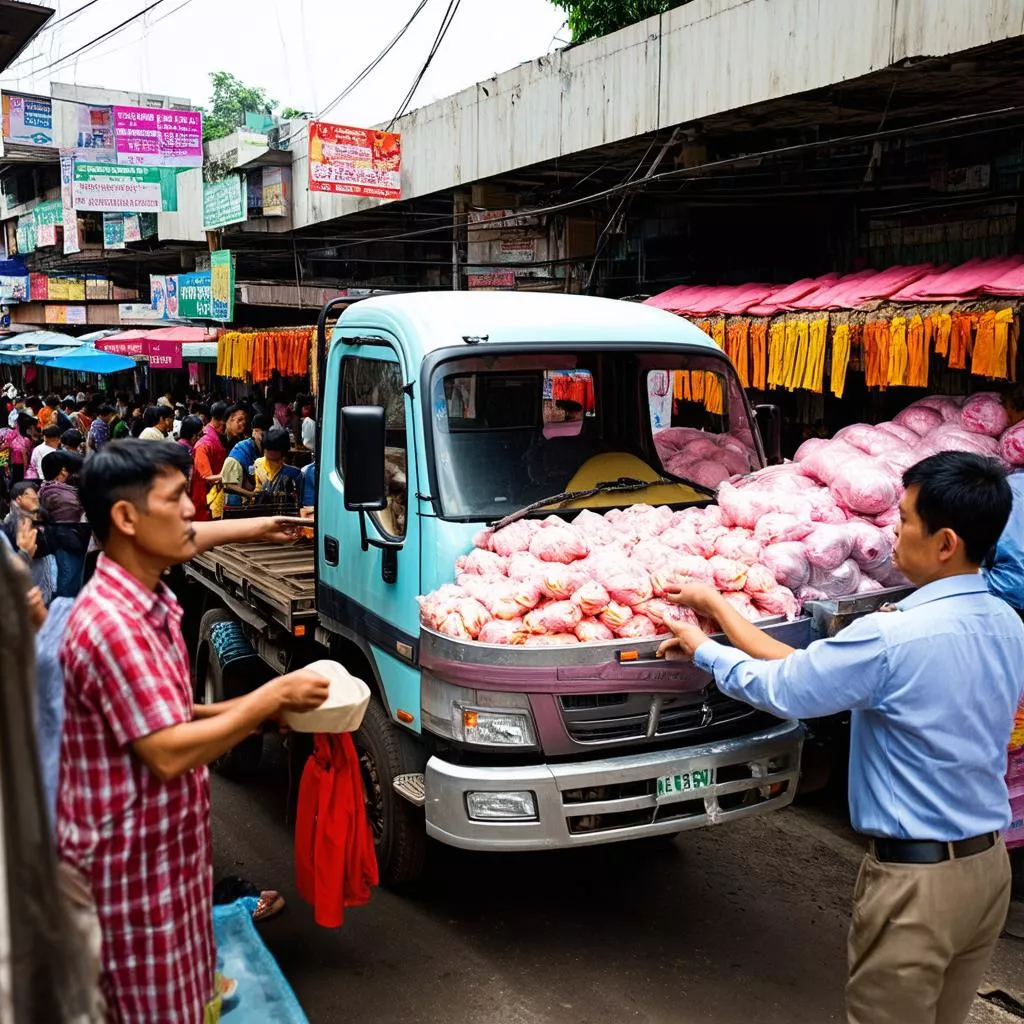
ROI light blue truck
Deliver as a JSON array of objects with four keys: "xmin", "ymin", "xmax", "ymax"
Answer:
[{"xmin": 185, "ymin": 291, "xmax": 836, "ymax": 885}]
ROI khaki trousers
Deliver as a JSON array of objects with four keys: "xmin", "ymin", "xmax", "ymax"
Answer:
[{"xmin": 846, "ymin": 837, "xmax": 1011, "ymax": 1024}]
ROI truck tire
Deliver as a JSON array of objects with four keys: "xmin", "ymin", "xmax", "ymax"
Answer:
[
  {"xmin": 194, "ymin": 609, "xmax": 266, "ymax": 780},
  {"xmin": 353, "ymin": 697, "xmax": 427, "ymax": 887}
]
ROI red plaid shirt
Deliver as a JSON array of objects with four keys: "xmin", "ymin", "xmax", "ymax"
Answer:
[{"xmin": 57, "ymin": 555, "xmax": 215, "ymax": 1023}]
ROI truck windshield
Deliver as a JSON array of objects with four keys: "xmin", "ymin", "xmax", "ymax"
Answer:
[{"xmin": 428, "ymin": 350, "xmax": 760, "ymax": 519}]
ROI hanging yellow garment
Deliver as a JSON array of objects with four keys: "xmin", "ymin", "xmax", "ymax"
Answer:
[
  {"xmin": 933, "ymin": 313, "xmax": 952, "ymax": 358},
  {"xmin": 695, "ymin": 319, "xmax": 711, "ymax": 338},
  {"xmin": 726, "ymin": 321, "xmax": 751, "ymax": 388},
  {"xmin": 711, "ymin": 319, "xmax": 725, "ymax": 349},
  {"xmin": 705, "ymin": 372, "xmax": 723, "ymax": 414},
  {"xmin": 887, "ymin": 316, "xmax": 908, "ymax": 387},
  {"xmin": 992, "ymin": 308, "xmax": 1014, "ymax": 381},
  {"xmin": 831, "ymin": 323, "xmax": 851, "ymax": 399},
  {"xmin": 804, "ymin": 317, "xmax": 828, "ymax": 393},
  {"xmin": 692, "ymin": 369, "xmax": 705, "ymax": 403},
  {"xmin": 906, "ymin": 314, "xmax": 928, "ymax": 388},
  {"xmin": 767, "ymin": 322, "xmax": 786, "ymax": 388},
  {"xmin": 786, "ymin": 321, "xmax": 809, "ymax": 390}
]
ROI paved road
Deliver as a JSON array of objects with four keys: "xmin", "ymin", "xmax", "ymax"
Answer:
[{"xmin": 212, "ymin": 744, "xmax": 1024, "ymax": 1024}]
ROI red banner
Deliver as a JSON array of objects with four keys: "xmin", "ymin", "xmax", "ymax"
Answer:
[
  {"xmin": 98, "ymin": 337, "xmax": 182, "ymax": 369},
  {"xmin": 307, "ymin": 121, "xmax": 401, "ymax": 199}
]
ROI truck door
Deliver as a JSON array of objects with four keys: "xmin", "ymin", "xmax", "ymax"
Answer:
[{"xmin": 319, "ymin": 339, "xmax": 422, "ymax": 687}]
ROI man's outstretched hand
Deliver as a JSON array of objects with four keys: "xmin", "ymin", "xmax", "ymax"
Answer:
[{"xmin": 657, "ymin": 616, "xmax": 710, "ymax": 662}]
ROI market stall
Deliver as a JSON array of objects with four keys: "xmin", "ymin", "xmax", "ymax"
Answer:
[{"xmin": 645, "ymin": 256, "xmax": 1024, "ymax": 455}]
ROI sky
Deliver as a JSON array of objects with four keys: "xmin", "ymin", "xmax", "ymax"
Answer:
[{"xmin": 1, "ymin": 0, "xmax": 569, "ymax": 125}]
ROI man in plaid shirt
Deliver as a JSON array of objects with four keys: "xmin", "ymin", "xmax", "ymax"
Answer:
[{"xmin": 58, "ymin": 440, "xmax": 330, "ymax": 1022}]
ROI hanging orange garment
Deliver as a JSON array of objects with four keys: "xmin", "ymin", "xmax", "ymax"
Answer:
[
  {"xmin": 681, "ymin": 371, "xmax": 692, "ymax": 402},
  {"xmin": 971, "ymin": 311, "xmax": 996, "ymax": 378},
  {"xmin": 767, "ymin": 322, "xmax": 786, "ymax": 388},
  {"xmin": 695, "ymin": 319, "xmax": 711, "ymax": 338},
  {"xmin": 876, "ymin": 321, "xmax": 891, "ymax": 390},
  {"xmin": 711, "ymin": 319, "xmax": 725, "ymax": 349},
  {"xmin": 933, "ymin": 314, "xmax": 952, "ymax": 358},
  {"xmin": 887, "ymin": 316, "xmax": 908, "ymax": 387},
  {"xmin": 726, "ymin": 321, "xmax": 750, "ymax": 388},
  {"xmin": 906, "ymin": 314, "xmax": 928, "ymax": 388},
  {"xmin": 692, "ymin": 369, "xmax": 705, "ymax": 403},
  {"xmin": 673, "ymin": 370, "xmax": 684, "ymax": 401},
  {"xmin": 862, "ymin": 323, "xmax": 876, "ymax": 387},
  {"xmin": 992, "ymin": 308, "xmax": 1014, "ymax": 381},
  {"xmin": 705, "ymin": 373, "xmax": 723, "ymax": 414},
  {"xmin": 831, "ymin": 324, "xmax": 851, "ymax": 399},
  {"xmin": 1009, "ymin": 314, "xmax": 1019, "ymax": 383},
  {"xmin": 949, "ymin": 314, "xmax": 972, "ymax": 370},
  {"xmin": 750, "ymin": 321, "xmax": 768, "ymax": 390}
]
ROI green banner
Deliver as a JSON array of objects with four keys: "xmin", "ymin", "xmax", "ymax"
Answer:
[
  {"xmin": 178, "ymin": 270, "xmax": 212, "ymax": 318},
  {"xmin": 203, "ymin": 175, "xmax": 246, "ymax": 230},
  {"xmin": 33, "ymin": 199, "xmax": 63, "ymax": 226},
  {"xmin": 72, "ymin": 161, "xmax": 178, "ymax": 212},
  {"xmin": 210, "ymin": 250, "xmax": 234, "ymax": 322},
  {"xmin": 16, "ymin": 215, "xmax": 35, "ymax": 253}
]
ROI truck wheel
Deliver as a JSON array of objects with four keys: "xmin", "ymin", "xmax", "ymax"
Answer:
[
  {"xmin": 194, "ymin": 609, "xmax": 266, "ymax": 780},
  {"xmin": 353, "ymin": 697, "xmax": 427, "ymax": 887}
]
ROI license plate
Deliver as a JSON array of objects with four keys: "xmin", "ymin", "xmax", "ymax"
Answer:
[{"xmin": 656, "ymin": 768, "xmax": 715, "ymax": 801}]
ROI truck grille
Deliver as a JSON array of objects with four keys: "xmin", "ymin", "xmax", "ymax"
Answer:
[{"xmin": 559, "ymin": 689, "xmax": 759, "ymax": 745}]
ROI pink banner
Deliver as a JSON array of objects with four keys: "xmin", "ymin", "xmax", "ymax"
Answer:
[
  {"xmin": 113, "ymin": 106, "xmax": 203, "ymax": 167},
  {"xmin": 98, "ymin": 337, "xmax": 182, "ymax": 369}
]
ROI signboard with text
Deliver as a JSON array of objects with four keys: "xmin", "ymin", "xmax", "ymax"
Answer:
[
  {"xmin": 59, "ymin": 151, "xmax": 81, "ymax": 254},
  {"xmin": 72, "ymin": 162, "xmax": 178, "ymax": 213},
  {"xmin": 203, "ymin": 176, "xmax": 246, "ymax": 230},
  {"xmin": 113, "ymin": 105, "xmax": 202, "ymax": 166},
  {"xmin": 1, "ymin": 92, "xmax": 53, "ymax": 148},
  {"xmin": 45, "ymin": 305, "xmax": 87, "ymax": 325},
  {"xmin": 76, "ymin": 105, "xmax": 116, "ymax": 161},
  {"xmin": 178, "ymin": 270, "xmax": 212, "ymax": 318},
  {"xmin": 99, "ymin": 336, "xmax": 182, "ymax": 369},
  {"xmin": 308, "ymin": 121, "xmax": 401, "ymax": 199},
  {"xmin": 210, "ymin": 250, "xmax": 234, "ymax": 321}
]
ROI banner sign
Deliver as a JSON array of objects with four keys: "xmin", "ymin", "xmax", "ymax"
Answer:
[
  {"xmin": 72, "ymin": 162, "xmax": 178, "ymax": 213},
  {"xmin": 118, "ymin": 302, "xmax": 163, "ymax": 322},
  {"xmin": 1, "ymin": 93, "xmax": 54, "ymax": 148},
  {"xmin": 16, "ymin": 216, "xmax": 35, "ymax": 254},
  {"xmin": 113, "ymin": 105, "xmax": 203, "ymax": 167},
  {"xmin": 210, "ymin": 250, "xmax": 234, "ymax": 321},
  {"xmin": 30, "ymin": 274, "xmax": 48, "ymax": 301},
  {"xmin": 59, "ymin": 150, "xmax": 81, "ymax": 255},
  {"xmin": 203, "ymin": 176, "xmax": 246, "ymax": 230},
  {"xmin": 76, "ymin": 105, "xmax": 116, "ymax": 161},
  {"xmin": 0, "ymin": 275, "xmax": 29, "ymax": 302},
  {"xmin": 178, "ymin": 270, "xmax": 212, "ymax": 318},
  {"xmin": 103, "ymin": 213, "xmax": 126, "ymax": 249},
  {"xmin": 308, "ymin": 122, "xmax": 401, "ymax": 199},
  {"xmin": 99, "ymin": 336, "xmax": 183, "ymax": 369},
  {"xmin": 467, "ymin": 272, "xmax": 515, "ymax": 290},
  {"xmin": 45, "ymin": 305, "xmax": 87, "ymax": 325},
  {"xmin": 35, "ymin": 201, "xmax": 62, "ymax": 247},
  {"xmin": 262, "ymin": 166, "xmax": 290, "ymax": 217}
]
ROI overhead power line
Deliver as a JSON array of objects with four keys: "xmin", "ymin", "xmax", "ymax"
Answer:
[
  {"xmin": 387, "ymin": 0, "xmax": 462, "ymax": 130},
  {"xmin": 278, "ymin": 0, "xmax": 431, "ymax": 147},
  {"xmin": 8, "ymin": 0, "xmax": 172, "ymax": 78}
]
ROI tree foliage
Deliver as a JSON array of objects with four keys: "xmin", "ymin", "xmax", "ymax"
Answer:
[
  {"xmin": 549, "ymin": 0, "xmax": 685, "ymax": 43},
  {"xmin": 200, "ymin": 72, "xmax": 286, "ymax": 142}
]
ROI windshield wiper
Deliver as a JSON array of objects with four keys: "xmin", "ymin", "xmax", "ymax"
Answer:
[{"xmin": 489, "ymin": 475, "xmax": 706, "ymax": 532}]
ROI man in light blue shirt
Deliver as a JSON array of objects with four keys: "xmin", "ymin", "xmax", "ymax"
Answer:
[
  {"xmin": 985, "ymin": 469, "xmax": 1024, "ymax": 609},
  {"xmin": 660, "ymin": 451, "xmax": 1024, "ymax": 1024}
]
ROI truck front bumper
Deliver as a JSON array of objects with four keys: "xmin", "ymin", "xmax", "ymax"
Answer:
[{"xmin": 424, "ymin": 720, "xmax": 803, "ymax": 851}]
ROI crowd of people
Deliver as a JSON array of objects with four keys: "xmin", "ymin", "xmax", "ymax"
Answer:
[
  {"xmin": 0, "ymin": 387, "xmax": 317, "ymax": 599},
  {"xmin": 0, "ymin": 383, "xmax": 322, "ymax": 1021}
]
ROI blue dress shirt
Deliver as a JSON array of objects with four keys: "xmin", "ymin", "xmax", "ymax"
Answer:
[
  {"xmin": 301, "ymin": 461, "xmax": 316, "ymax": 507},
  {"xmin": 984, "ymin": 470, "xmax": 1024, "ymax": 610},
  {"xmin": 694, "ymin": 574, "xmax": 1024, "ymax": 840}
]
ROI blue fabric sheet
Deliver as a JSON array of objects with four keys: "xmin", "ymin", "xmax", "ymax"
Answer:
[{"xmin": 213, "ymin": 901, "xmax": 309, "ymax": 1023}]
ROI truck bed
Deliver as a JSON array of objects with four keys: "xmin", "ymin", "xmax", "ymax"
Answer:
[{"xmin": 184, "ymin": 541, "xmax": 317, "ymax": 633}]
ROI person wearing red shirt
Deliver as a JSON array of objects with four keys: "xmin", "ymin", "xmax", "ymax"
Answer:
[
  {"xmin": 190, "ymin": 401, "xmax": 229, "ymax": 522},
  {"xmin": 58, "ymin": 439, "xmax": 331, "ymax": 1022}
]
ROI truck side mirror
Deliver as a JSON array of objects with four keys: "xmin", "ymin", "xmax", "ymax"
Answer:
[
  {"xmin": 754, "ymin": 403, "xmax": 783, "ymax": 465},
  {"xmin": 341, "ymin": 406, "xmax": 387, "ymax": 511}
]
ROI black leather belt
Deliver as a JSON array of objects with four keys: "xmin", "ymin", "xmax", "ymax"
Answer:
[{"xmin": 870, "ymin": 832, "xmax": 998, "ymax": 864}]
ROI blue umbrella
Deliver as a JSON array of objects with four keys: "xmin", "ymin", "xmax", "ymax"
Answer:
[{"xmin": 37, "ymin": 344, "xmax": 135, "ymax": 374}]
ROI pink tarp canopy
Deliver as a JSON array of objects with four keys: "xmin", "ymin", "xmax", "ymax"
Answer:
[{"xmin": 646, "ymin": 257, "xmax": 1024, "ymax": 315}]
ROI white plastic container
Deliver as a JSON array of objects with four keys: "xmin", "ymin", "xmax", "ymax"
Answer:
[{"xmin": 282, "ymin": 660, "xmax": 371, "ymax": 734}]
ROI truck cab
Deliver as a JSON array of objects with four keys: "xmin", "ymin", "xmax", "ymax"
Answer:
[{"xmin": 314, "ymin": 292, "xmax": 804, "ymax": 882}]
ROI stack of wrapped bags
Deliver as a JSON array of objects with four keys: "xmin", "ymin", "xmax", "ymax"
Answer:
[{"xmin": 419, "ymin": 391, "xmax": 1017, "ymax": 646}]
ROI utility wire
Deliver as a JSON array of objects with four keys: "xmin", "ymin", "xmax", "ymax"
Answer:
[
  {"xmin": 8, "ymin": 0, "xmax": 172, "ymax": 78},
  {"xmin": 41, "ymin": 0, "xmax": 107, "ymax": 31},
  {"xmin": 278, "ymin": 0, "xmax": 431, "ymax": 147},
  {"xmin": 387, "ymin": 0, "xmax": 461, "ymax": 130}
]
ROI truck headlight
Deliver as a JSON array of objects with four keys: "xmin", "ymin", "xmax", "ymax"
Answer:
[
  {"xmin": 466, "ymin": 791, "xmax": 537, "ymax": 821},
  {"xmin": 452, "ymin": 704, "xmax": 537, "ymax": 747},
  {"xmin": 421, "ymin": 673, "xmax": 537, "ymax": 748}
]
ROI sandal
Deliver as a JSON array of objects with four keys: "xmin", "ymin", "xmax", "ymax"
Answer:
[{"xmin": 252, "ymin": 890, "xmax": 285, "ymax": 923}]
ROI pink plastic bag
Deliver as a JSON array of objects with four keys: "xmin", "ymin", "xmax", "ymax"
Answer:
[
  {"xmin": 761, "ymin": 542, "xmax": 811, "ymax": 591},
  {"xmin": 960, "ymin": 392, "xmax": 1008, "ymax": 437},
  {"xmin": 1001, "ymin": 421, "xmax": 1024, "ymax": 466},
  {"xmin": 809, "ymin": 559, "xmax": 862, "ymax": 598},
  {"xmin": 572, "ymin": 581, "xmax": 611, "ymax": 617},
  {"xmin": 743, "ymin": 563, "xmax": 778, "ymax": 595},
  {"xmin": 893, "ymin": 405, "xmax": 943, "ymax": 436},
  {"xmin": 752, "ymin": 587, "xmax": 800, "ymax": 621},
  {"xmin": 708, "ymin": 555, "xmax": 748, "ymax": 592},
  {"xmin": 478, "ymin": 619, "xmax": 528, "ymax": 645},
  {"xmin": 525, "ymin": 600, "xmax": 583, "ymax": 634},
  {"xmin": 803, "ymin": 524, "xmax": 854, "ymax": 571},
  {"xmin": 829, "ymin": 458, "xmax": 900, "ymax": 516},
  {"xmin": 575, "ymin": 618, "xmax": 615, "ymax": 643},
  {"xmin": 845, "ymin": 519, "xmax": 892, "ymax": 572},
  {"xmin": 490, "ymin": 520, "xmax": 536, "ymax": 558},
  {"xmin": 529, "ymin": 524, "xmax": 589, "ymax": 564},
  {"xmin": 615, "ymin": 614, "xmax": 658, "ymax": 640}
]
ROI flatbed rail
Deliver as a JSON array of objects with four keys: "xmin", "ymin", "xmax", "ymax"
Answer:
[{"xmin": 184, "ymin": 540, "xmax": 317, "ymax": 633}]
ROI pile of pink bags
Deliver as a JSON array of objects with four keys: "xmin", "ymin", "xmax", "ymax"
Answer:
[{"xmin": 420, "ymin": 390, "xmax": 1015, "ymax": 646}]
